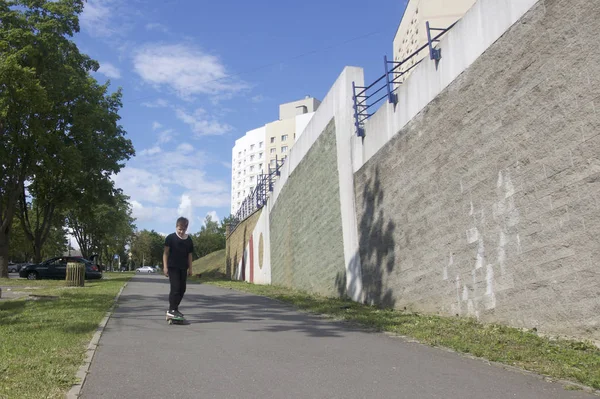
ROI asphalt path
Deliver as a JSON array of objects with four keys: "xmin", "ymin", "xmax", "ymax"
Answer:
[{"xmin": 81, "ymin": 274, "xmax": 595, "ymax": 399}]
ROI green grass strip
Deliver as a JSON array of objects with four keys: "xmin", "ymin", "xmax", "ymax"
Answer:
[
  {"xmin": 0, "ymin": 273, "xmax": 132, "ymax": 399},
  {"xmin": 200, "ymin": 277, "xmax": 600, "ymax": 391}
]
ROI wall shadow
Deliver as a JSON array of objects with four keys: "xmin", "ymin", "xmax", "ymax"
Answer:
[
  {"xmin": 109, "ymin": 288, "xmax": 370, "ymax": 338},
  {"xmin": 357, "ymin": 167, "xmax": 396, "ymax": 308}
]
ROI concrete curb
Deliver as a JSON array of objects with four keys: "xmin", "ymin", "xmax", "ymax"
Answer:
[{"xmin": 66, "ymin": 282, "xmax": 128, "ymax": 399}]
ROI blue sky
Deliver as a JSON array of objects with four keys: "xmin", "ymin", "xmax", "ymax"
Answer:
[{"xmin": 76, "ymin": 0, "xmax": 407, "ymax": 235}]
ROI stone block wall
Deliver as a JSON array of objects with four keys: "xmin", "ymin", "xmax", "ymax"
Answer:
[
  {"xmin": 270, "ymin": 120, "xmax": 347, "ymax": 297},
  {"xmin": 354, "ymin": 0, "xmax": 600, "ymax": 340}
]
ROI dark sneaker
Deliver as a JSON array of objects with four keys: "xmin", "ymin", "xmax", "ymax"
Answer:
[
  {"xmin": 175, "ymin": 310, "xmax": 184, "ymax": 318},
  {"xmin": 166, "ymin": 310, "xmax": 176, "ymax": 318}
]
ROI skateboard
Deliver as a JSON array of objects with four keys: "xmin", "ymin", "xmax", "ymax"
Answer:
[{"xmin": 166, "ymin": 314, "xmax": 185, "ymax": 325}]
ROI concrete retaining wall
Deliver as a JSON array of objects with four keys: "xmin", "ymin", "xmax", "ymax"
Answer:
[{"xmin": 355, "ymin": 0, "xmax": 600, "ymax": 340}]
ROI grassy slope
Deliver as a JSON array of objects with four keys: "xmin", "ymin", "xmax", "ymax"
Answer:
[{"xmin": 191, "ymin": 249, "xmax": 226, "ymax": 276}]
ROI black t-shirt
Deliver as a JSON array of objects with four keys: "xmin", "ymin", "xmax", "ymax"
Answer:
[{"xmin": 165, "ymin": 233, "xmax": 194, "ymax": 269}]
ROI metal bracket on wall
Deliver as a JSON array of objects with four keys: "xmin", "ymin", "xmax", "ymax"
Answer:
[
  {"xmin": 384, "ymin": 55, "xmax": 398, "ymax": 105},
  {"xmin": 426, "ymin": 21, "xmax": 445, "ymax": 62},
  {"xmin": 352, "ymin": 81, "xmax": 367, "ymax": 137}
]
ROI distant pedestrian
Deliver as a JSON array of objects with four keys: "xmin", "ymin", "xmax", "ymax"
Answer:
[{"xmin": 163, "ymin": 217, "xmax": 194, "ymax": 319}]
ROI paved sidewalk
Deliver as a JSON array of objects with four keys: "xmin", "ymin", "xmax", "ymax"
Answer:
[{"xmin": 81, "ymin": 274, "xmax": 595, "ymax": 398}]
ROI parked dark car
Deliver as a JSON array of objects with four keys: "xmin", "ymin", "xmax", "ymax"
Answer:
[
  {"xmin": 9, "ymin": 263, "xmax": 31, "ymax": 273},
  {"xmin": 19, "ymin": 257, "xmax": 102, "ymax": 280}
]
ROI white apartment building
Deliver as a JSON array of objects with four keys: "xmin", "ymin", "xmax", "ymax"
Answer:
[
  {"xmin": 265, "ymin": 97, "xmax": 320, "ymax": 172},
  {"xmin": 231, "ymin": 97, "xmax": 320, "ymax": 215},
  {"xmin": 231, "ymin": 126, "xmax": 266, "ymax": 214},
  {"xmin": 392, "ymin": 0, "xmax": 476, "ymax": 82}
]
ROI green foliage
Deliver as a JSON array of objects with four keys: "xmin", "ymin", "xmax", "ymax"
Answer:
[
  {"xmin": 191, "ymin": 214, "xmax": 228, "ymax": 259},
  {"xmin": 130, "ymin": 229, "xmax": 165, "ymax": 267},
  {"xmin": 67, "ymin": 190, "xmax": 135, "ymax": 264},
  {"xmin": 7, "ymin": 217, "xmax": 33, "ymax": 262},
  {"xmin": 0, "ymin": 0, "xmax": 134, "ymax": 276}
]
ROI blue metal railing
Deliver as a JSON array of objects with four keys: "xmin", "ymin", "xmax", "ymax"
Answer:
[
  {"xmin": 228, "ymin": 156, "xmax": 285, "ymax": 233},
  {"xmin": 352, "ymin": 21, "xmax": 457, "ymax": 137}
]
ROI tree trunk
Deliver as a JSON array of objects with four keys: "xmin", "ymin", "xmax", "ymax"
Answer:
[
  {"xmin": 0, "ymin": 230, "xmax": 10, "ymax": 279},
  {"xmin": 0, "ymin": 179, "xmax": 24, "ymax": 279},
  {"xmin": 33, "ymin": 236, "xmax": 43, "ymax": 264}
]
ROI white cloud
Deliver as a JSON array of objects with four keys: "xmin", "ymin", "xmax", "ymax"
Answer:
[
  {"xmin": 176, "ymin": 143, "xmax": 194, "ymax": 154},
  {"xmin": 177, "ymin": 194, "xmax": 194, "ymax": 230},
  {"xmin": 152, "ymin": 121, "xmax": 163, "ymax": 130},
  {"xmin": 98, "ymin": 62, "xmax": 121, "ymax": 79},
  {"xmin": 80, "ymin": 0, "xmax": 112, "ymax": 36},
  {"xmin": 80, "ymin": 0, "xmax": 131, "ymax": 38},
  {"xmin": 131, "ymin": 200, "xmax": 178, "ymax": 224},
  {"xmin": 186, "ymin": 192, "xmax": 232, "ymax": 208},
  {"xmin": 142, "ymin": 98, "xmax": 169, "ymax": 108},
  {"xmin": 204, "ymin": 211, "xmax": 219, "ymax": 225},
  {"xmin": 251, "ymin": 94, "xmax": 265, "ymax": 103},
  {"xmin": 157, "ymin": 129, "xmax": 176, "ymax": 144},
  {"xmin": 146, "ymin": 22, "xmax": 169, "ymax": 33},
  {"xmin": 113, "ymin": 148, "xmax": 231, "ymax": 231},
  {"xmin": 175, "ymin": 108, "xmax": 232, "ymax": 136},
  {"xmin": 169, "ymin": 169, "xmax": 226, "ymax": 193},
  {"xmin": 113, "ymin": 168, "xmax": 170, "ymax": 205},
  {"xmin": 139, "ymin": 146, "xmax": 162, "ymax": 156},
  {"xmin": 133, "ymin": 43, "xmax": 248, "ymax": 99}
]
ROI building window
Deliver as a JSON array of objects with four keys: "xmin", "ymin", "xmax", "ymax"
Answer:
[
  {"xmin": 281, "ymin": 134, "xmax": 288, "ymax": 141},
  {"xmin": 250, "ymin": 144, "xmax": 255, "ymax": 150},
  {"xmin": 270, "ymin": 159, "xmax": 276, "ymax": 167},
  {"xmin": 250, "ymin": 165, "xmax": 254, "ymax": 172},
  {"xmin": 250, "ymin": 186, "xmax": 254, "ymax": 192},
  {"xmin": 259, "ymin": 141, "xmax": 263, "ymax": 148},
  {"xmin": 270, "ymin": 137, "xmax": 275, "ymax": 143},
  {"xmin": 250, "ymin": 155, "xmax": 254, "ymax": 161},
  {"xmin": 259, "ymin": 163, "xmax": 262, "ymax": 170},
  {"xmin": 281, "ymin": 146, "xmax": 288, "ymax": 153},
  {"xmin": 270, "ymin": 148, "xmax": 276, "ymax": 154},
  {"xmin": 259, "ymin": 152, "xmax": 263, "ymax": 158}
]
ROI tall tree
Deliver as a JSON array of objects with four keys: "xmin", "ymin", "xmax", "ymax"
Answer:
[
  {"xmin": 67, "ymin": 190, "xmax": 135, "ymax": 261},
  {"xmin": 17, "ymin": 199, "xmax": 67, "ymax": 263},
  {"xmin": 130, "ymin": 230, "xmax": 164, "ymax": 267},
  {"xmin": 0, "ymin": 0, "xmax": 116, "ymax": 277},
  {"xmin": 8, "ymin": 216, "xmax": 33, "ymax": 263},
  {"xmin": 192, "ymin": 215, "xmax": 228, "ymax": 259}
]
